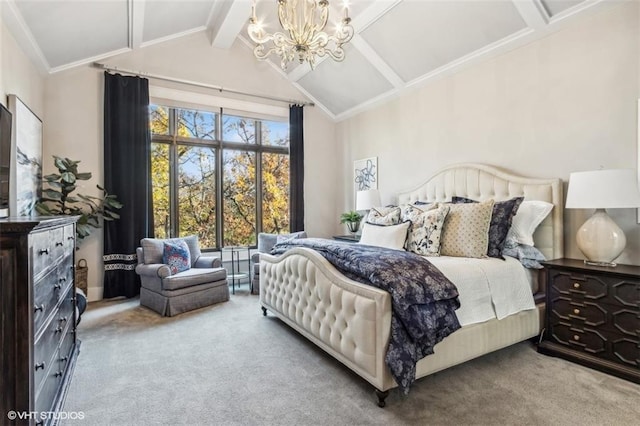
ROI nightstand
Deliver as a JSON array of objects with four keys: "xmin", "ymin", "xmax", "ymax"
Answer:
[
  {"xmin": 538, "ymin": 258, "xmax": 639, "ymax": 383},
  {"xmin": 333, "ymin": 235, "xmax": 360, "ymax": 243}
]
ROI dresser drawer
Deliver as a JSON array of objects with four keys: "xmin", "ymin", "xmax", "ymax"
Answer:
[
  {"xmin": 33, "ymin": 267, "xmax": 63, "ymax": 333},
  {"xmin": 32, "ymin": 230, "xmax": 57, "ymax": 280},
  {"xmin": 549, "ymin": 296, "xmax": 639, "ymax": 337},
  {"xmin": 34, "ymin": 353, "xmax": 63, "ymax": 423},
  {"xmin": 548, "ymin": 322, "xmax": 639, "ymax": 368},
  {"xmin": 548, "ymin": 269, "xmax": 640, "ymax": 307}
]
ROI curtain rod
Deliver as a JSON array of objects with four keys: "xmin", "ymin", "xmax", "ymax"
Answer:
[{"xmin": 92, "ymin": 62, "xmax": 314, "ymax": 107}]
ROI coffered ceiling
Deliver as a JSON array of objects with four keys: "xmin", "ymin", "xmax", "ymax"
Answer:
[{"xmin": 1, "ymin": 0, "xmax": 623, "ymax": 120}]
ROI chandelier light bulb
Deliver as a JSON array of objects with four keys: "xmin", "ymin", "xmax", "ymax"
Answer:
[{"xmin": 248, "ymin": 0, "xmax": 354, "ymax": 70}]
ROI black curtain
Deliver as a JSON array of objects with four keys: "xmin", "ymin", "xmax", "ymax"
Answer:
[
  {"xmin": 103, "ymin": 72, "xmax": 153, "ymax": 298},
  {"xmin": 289, "ymin": 105, "xmax": 304, "ymax": 232}
]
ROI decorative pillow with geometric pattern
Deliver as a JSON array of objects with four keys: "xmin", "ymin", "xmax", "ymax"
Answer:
[
  {"xmin": 452, "ymin": 196, "xmax": 524, "ymax": 258},
  {"xmin": 162, "ymin": 240, "xmax": 191, "ymax": 274},
  {"xmin": 401, "ymin": 203, "xmax": 450, "ymax": 256},
  {"xmin": 440, "ymin": 199, "xmax": 495, "ymax": 258},
  {"xmin": 366, "ymin": 206, "xmax": 401, "ymax": 226}
]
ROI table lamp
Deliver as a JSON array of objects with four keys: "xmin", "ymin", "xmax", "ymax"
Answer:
[
  {"xmin": 356, "ymin": 189, "xmax": 381, "ymax": 212},
  {"xmin": 565, "ymin": 169, "xmax": 640, "ymax": 266}
]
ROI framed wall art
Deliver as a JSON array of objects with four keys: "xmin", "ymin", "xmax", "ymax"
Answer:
[
  {"xmin": 8, "ymin": 94, "xmax": 42, "ymax": 217},
  {"xmin": 354, "ymin": 157, "xmax": 377, "ymax": 194}
]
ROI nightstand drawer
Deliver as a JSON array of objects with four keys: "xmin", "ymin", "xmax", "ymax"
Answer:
[
  {"xmin": 548, "ymin": 269, "xmax": 639, "ymax": 307},
  {"xmin": 549, "ymin": 296, "xmax": 639, "ymax": 337}
]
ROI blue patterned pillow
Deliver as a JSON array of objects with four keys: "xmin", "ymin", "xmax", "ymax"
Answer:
[
  {"xmin": 451, "ymin": 196, "xmax": 524, "ymax": 258},
  {"xmin": 162, "ymin": 240, "xmax": 191, "ymax": 274}
]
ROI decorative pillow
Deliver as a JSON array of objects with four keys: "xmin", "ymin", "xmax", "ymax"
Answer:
[
  {"xmin": 141, "ymin": 235, "xmax": 200, "ymax": 266},
  {"xmin": 502, "ymin": 235, "xmax": 547, "ymax": 269},
  {"xmin": 162, "ymin": 240, "xmax": 191, "ymax": 274},
  {"xmin": 358, "ymin": 221, "xmax": 410, "ymax": 251},
  {"xmin": 366, "ymin": 206, "xmax": 401, "ymax": 226},
  {"xmin": 452, "ymin": 196, "xmax": 524, "ymax": 258},
  {"xmin": 276, "ymin": 231, "xmax": 307, "ymax": 244},
  {"xmin": 506, "ymin": 201, "xmax": 554, "ymax": 246},
  {"xmin": 401, "ymin": 204, "xmax": 450, "ymax": 256},
  {"xmin": 440, "ymin": 199, "xmax": 495, "ymax": 258}
]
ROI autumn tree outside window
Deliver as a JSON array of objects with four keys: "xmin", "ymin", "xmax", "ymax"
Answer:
[{"xmin": 149, "ymin": 104, "xmax": 290, "ymax": 249}]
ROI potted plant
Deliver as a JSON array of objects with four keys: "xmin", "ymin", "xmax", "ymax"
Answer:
[
  {"xmin": 35, "ymin": 156, "xmax": 122, "ymax": 245},
  {"xmin": 340, "ymin": 210, "xmax": 363, "ymax": 234}
]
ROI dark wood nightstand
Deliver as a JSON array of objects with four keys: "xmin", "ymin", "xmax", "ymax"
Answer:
[
  {"xmin": 538, "ymin": 258, "xmax": 639, "ymax": 383},
  {"xmin": 332, "ymin": 234, "xmax": 360, "ymax": 243}
]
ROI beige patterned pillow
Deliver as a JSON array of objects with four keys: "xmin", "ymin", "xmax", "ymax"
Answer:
[
  {"xmin": 402, "ymin": 203, "xmax": 450, "ymax": 256},
  {"xmin": 440, "ymin": 199, "xmax": 495, "ymax": 258},
  {"xmin": 366, "ymin": 206, "xmax": 401, "ymax": 226}
]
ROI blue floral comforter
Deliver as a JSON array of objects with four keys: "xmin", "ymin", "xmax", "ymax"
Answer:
[{"xmin": 270, "ymin": 238, "xmax": 461, "ymax": 393}]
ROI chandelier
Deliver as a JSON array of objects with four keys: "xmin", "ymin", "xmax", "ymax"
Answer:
[{"xmin": 248, "ymin": 0, "xmax": 354, "ymax": 70}]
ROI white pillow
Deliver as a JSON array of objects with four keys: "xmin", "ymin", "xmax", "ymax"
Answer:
[
  {"xmin": 507, "ymin": 200, "xmax": 554, "ymax": 246},
  {"xmin": 358, "ymin": 222, "xmax": 410, "ymax": 250}
]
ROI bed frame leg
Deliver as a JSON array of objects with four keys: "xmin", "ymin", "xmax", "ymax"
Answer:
[
  {"xmin": 261, "ymin": 306, "xmax": 267, "ymax": 316},
  {"xmin": 375, "ymin": 389, "xmax": 389, "ymax": 408}
]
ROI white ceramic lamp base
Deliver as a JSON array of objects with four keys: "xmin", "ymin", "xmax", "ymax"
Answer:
[{"xmin": 575, "ymin": 209, "xmax": 626, "ymax": 267}]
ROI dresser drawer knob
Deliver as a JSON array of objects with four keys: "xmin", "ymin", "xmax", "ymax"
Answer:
[
  {"xmin": 573, "ymin": 335, "xmax": 580, "ymax": 341},
  {"xmin": 35, "ymin": 362, "xmax": 45, "ymax": 371},
  {"xmin": 38, "ymin": 248, "xmax": 49, "ymax": 255},
  {"xmin": 59, "ymin": 277, "xmax": 67, "ymax": 283},
  {"xmin": 53, "ymin": 283, "xmax": 62, "ymax": 289},
  {"xmin": 60, "ymin": 356, "xmax": 69, "ymax": 363},
  {"xmin": 55, "ymin": 241, "xmax": 64, "ymax": 247},
  {"xmin": 34, "ymin": 304, "xmax": 45, "ymax": 313},
  {"xmin": 59, "ymin": 316, "xmax": 68, "ymax": 324},
  {"xmin": 54, "ymin": 370, "xmax": 63, "ymax": 378},
  {"xmin": 573, "ymin": 308, "xmax": 580, "ymax": 315},
  {"xmin": 67, "ymin": 236, "xmax": 74, "ymax": 240},
  {"xmin": 573, "ymin": 283, "xmax": 581, "ymax": 289}
]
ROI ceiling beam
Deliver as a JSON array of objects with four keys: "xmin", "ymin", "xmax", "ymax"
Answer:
[
  {"xmin": 129, "ymin": 0, "xmax": 146, "ymax": 49},
  {"xmin": 350, "ymin": 35, "xmax": 404, "ymax": 88},
  {"xmin": 210, "ymin": 0, "xmax": 252, "ymax": 49},
  {"xmin": 511, "ymin": 0, "xmax": 549, "ymax": 29}
]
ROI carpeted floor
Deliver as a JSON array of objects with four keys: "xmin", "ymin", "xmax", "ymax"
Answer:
[{"xmin": 63, "ymin": 290, "xmax": 640, "ymax": 425}]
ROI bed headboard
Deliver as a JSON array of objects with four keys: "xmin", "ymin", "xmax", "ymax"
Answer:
[{"xmin": 397, "ymin": 163, "xmax": 563, "ymax": 260}]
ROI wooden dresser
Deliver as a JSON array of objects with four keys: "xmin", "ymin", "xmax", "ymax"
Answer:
[
  {"xmin": 1, "ymin": 216, "xmax": 80, "ymax": 425},
  {"xmin": 538, "ymin": 258, "xmax": 639, "ymax": 383}
]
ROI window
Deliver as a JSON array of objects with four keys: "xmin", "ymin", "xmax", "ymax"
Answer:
[{"xmin": 149, "ymin": 104, "xmax": 290, "ymax": 249}]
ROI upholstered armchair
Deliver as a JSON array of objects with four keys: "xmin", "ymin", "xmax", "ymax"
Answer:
[
  {"xmin": 250, "ymin": 231, "xmax": 307, "ymax": 295},
  {"xmin": 135, "ymin": 235, "xmax": 229, "ymax": 316}
]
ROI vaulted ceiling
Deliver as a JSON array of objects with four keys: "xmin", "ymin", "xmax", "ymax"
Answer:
[{"xmin": 1, "ymin": 0, "xmax": 623, "ymax": 120}]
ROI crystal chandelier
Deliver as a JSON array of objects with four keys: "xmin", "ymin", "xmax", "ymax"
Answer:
[{"xmin": 248, "ymin": 0, "xmax": 354, "ymax": 70}]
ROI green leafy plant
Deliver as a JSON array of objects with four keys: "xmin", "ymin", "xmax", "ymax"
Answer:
[
  {"xmin": 36, "ymin": 156, "xmax": 123, "ymax": 244},
  {"xmin": 340, "ymin": 210, "xmax": 363, "ymax": 224}
]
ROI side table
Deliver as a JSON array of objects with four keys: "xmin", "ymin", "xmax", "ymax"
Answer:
[
  {"xmin": 538, "ymin": 258, "xmax": 639, "ymax": 383},
  {"xmin": 221, "ymin": 246, "xmax": 250, "ymax": 294}
]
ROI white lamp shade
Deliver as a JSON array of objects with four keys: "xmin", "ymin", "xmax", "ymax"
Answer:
[
  {"xmin": 356, "ymin": 189, "xmax": 381, "ymax": 211},
  {"xmin": 565, "ymin": 169, "xmax": 640, "ymax": 209}
]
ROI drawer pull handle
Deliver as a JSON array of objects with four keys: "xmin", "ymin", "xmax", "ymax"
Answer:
[
  {"xmin": 35, "ymin": 362, "xmax": 45, "ymax": 371},
  {"xmin": 55, "ymin": 241, "xmax": 64, "ymax": 247},
  {"xmin": 67, "ymin": 236, "xmax": 74, "ymax": 240},
  {"xmin": 59, "ymin": 277, "xmax": 67, "ymax": 282},
  {"xmin": 573, "ymin": 283, "xmax": 580, "ymax": 289},
  {"xmin": 53, "ymin": 283, "xmax": 62, "ymax": 290},
  {"xmin": 54, "ymin": 371, "xmax": 63, "ymax": 378},
  {"xmin": 54, "ymin": 327, "xmax": 63, "ymax": 334},
  {"xmin": 59, "ymin": 316, "xmax": 68, "ymax": 323},
  {"xmin": 39, "ymin": 248, "xmax": 49, "ymax": 255},
  {"xmin": 573, "ymin": 309, "xmax": 580, "ymax": 315},
  {"xmin": 34, "ymin": 304, "xmax": 45, "ymax": 313},
  {"xmin": 36, "ymin": 421, "xmax": 44, "ymax": 426},
  {"xmin": 60, "ymin": 356, "xmax": 69, "ymax": 363},
  {"xmin": 573, "ymin": 335, "xmax": 580, "ymax": 341}
]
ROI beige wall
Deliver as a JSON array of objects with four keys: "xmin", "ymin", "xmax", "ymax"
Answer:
[
  {"xmin": 43, "ymin": 32, "xmax": 338, "ymax": 300},
  {"xmin": 1, "ymin": 19, "xmax": 45, "ymax": 119},
  {"xmin": 337, "ymin": 2, "xmax": 640, "ymax": 266}
]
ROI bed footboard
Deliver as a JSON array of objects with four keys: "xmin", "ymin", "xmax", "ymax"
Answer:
[{"xmin": 259, "ymin": 248, "xmax": 394, "ymax": 392}]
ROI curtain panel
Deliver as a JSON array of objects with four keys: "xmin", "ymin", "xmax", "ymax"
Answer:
[
  {"xmin": 103, "ymin": 72, "xmax": 154, "ymax": 298},
  {"xmin": 289, "ymin": 105, "xmax": 304, "ymax": 232}
]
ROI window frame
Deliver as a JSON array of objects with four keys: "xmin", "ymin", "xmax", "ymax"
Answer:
[{"xmin": 150, "ymin": 104, "xmax": 290, "ymax": 250}]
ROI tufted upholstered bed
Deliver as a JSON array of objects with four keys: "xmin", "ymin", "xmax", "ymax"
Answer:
[{"xmin": 259, "ymin": 163, "xmax": 563, "ymax": 406}]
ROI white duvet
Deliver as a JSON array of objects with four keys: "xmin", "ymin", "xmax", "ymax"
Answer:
[{"xmin": 426, "ymin": 256, "xmax": 536, "ymax": 326}]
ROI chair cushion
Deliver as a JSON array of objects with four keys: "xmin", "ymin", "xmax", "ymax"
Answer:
[
  {"xmin": 162, "ymin": 267, "xmax": 227, "ymax": 291},
  {"xmin": 141, "ymin": 236, "xmax": 201, "ymax": 266},
  {"xmin": 163, "ymin": 240, "xmax": 191, "ymax": 274}
]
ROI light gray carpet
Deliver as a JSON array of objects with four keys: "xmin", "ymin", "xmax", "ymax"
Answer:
[{"xmin": 63, "ymin": 290, "xmax": 640, "ymax": 425}]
